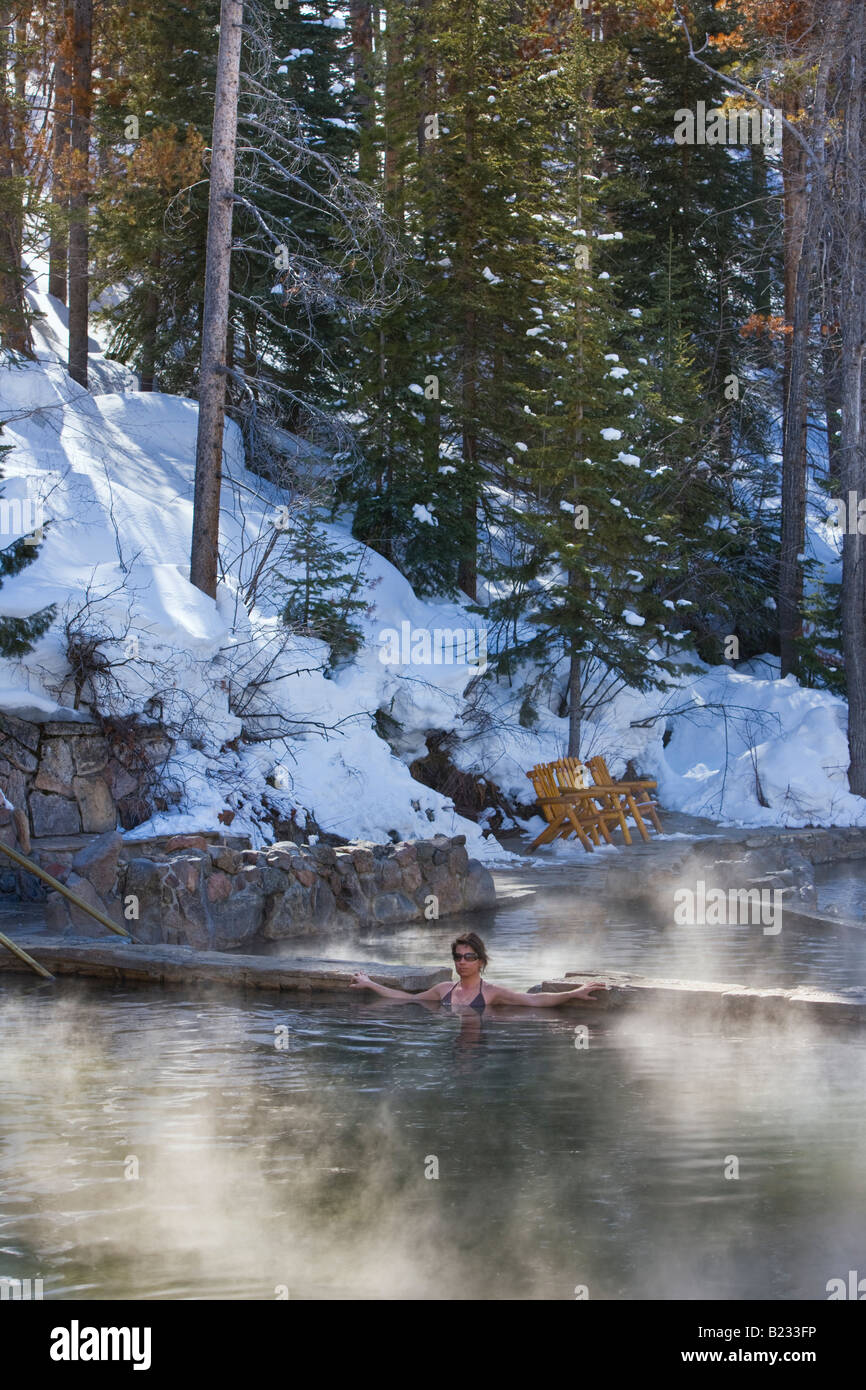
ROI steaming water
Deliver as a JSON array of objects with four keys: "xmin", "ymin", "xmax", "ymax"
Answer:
[
  {"xmin": 2, "ymin": 881, "xmax": 866, "ymax": 1301},
  {"xmin": 259, "ymin": 884, "xmax": 866, "ymax": 992},
  {"xmin": 815, "ymin": 861, "xmax": 866, "ymax": 926}
]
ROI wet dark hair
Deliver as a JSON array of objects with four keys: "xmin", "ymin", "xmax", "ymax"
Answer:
[{"xmin": 451, "ymin": 932, "xmax": 488, "ymax": 970}]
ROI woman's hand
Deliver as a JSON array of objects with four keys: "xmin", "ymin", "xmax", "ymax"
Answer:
[
  {"xmin": 350, "ymin": 971, "xmax": 373, "ymax": 989},
  {"xmin": 571, "ymin": 981, "xmax": 608, "ymax": 1000}
]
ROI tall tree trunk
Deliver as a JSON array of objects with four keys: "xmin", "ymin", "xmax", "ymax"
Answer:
[
  {"xmin": 48, "ymin": 6, "xmax": 72, "ymax": 304},
  {"xmin": 459, "ymin": 300, "xmax": 479, "ymax": 601},
  {"xmin": 778, "ymin": 212, "xmax": 816, "ymax": 677},
  {"xmin": 457, "ymin": 2, "xmax": 478, "ymax": 602},
  {"xmin": 749, "ymin": 140, "xmax": 772, "ymax": 321},
  {"xmin": 349, "ymin": 0, "xmax": 376, "ymax": 182},
  {"xmin": 67, "ymin": 0, "xmax": 92, "ymax": 387},
  {"xmin": 822, "ymin": 281, "xmax": 843, "ymax": 496},
  {"xmin": 383, "ymin": 3, "xmax": 404, "ymax": 219},
  {"xmin": 838, "ymin": 2, "xmax": 866, "ymax": 794},
  {"xmin": 140, "ymin": 249, "xmax": 161, "ymax": 392},
  {"xmin": 777, "ymin": 86, "xmax": 811, "ymax": 677},
  {"xmin": 0, "ymin": 11, "xmax": 33, "ymax": 355},
  {"xmin": 190, "ymin": 0, "xmax": 244, "ymax": 599},
  {"xmin": 568, "ymin": 649, "xmax": 581, "ymax": 759},
  {"xmin": 415, "ymin": 0, "xmax": 436, "ymax": 158}
]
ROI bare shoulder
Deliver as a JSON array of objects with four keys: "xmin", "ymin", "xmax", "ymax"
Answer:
[
  {"xmin": 481, "ymin": 980, "xmax": 508, "ymax": 1004},
  {"xmin": 422, "ymin": 981, "xmax": 451, "ymax": 1000}
]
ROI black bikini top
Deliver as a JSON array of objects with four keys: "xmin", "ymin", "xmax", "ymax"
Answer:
[{"xmin": 442, "ymin": 981, "xmax": 486, "ymax": 1012}]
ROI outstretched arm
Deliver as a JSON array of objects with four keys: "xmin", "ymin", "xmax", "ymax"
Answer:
[
  {"xmin": 487, "ymin": 982, "xmax": 608, "ymax": 1008},
  {"xmin": 350, "ymin": 971, "xmax": 446, "ymax": 1002}
]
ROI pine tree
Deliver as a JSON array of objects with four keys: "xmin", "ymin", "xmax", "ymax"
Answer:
[
  {"xmin": 278, "ymin": 510, "xmax": 369, "ymax": 665},
  {"xmin": 481, "ymin": 12, "xmax": 692, "ymax": 751},
  {"xmin": 347, "ymin": 0, "xmax": 561, "ymax": 599}
]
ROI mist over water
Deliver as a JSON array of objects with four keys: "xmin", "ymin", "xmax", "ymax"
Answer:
[
  {"xmin": 2, "ymin": 965, "xmax": 865, "ymax": 1300},
  {"xmin": 259, "ymin": 881, "xmax": 866, "ymax": 994}
]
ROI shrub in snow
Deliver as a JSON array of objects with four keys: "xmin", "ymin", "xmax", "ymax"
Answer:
[{"xmin": 278, "ymin": 510, "xmax": 369, "ymax": 666}]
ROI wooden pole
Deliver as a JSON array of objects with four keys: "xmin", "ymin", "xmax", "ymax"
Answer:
[
  {"xmin": 0, "ymin": 928, "xmax": 55, "ymax": 979},
  {"xmin": 0, "ymin": 841, "xmax": 135, "ymax": 940}
]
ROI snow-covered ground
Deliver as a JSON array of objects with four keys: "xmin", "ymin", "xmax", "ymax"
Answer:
[{"xmin": 1, "ymin": 269, "xmax": 862, "ymax": 857}]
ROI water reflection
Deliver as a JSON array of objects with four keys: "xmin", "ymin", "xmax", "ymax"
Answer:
[{"xmin": 1, "ymin": 980, "xmax": 865, "ymax": 1300}]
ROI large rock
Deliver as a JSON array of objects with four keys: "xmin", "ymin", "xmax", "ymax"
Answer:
[
  {"xmin": 310, "ymin": 878, "xmax": 337, "ymax": 928},
  {"xmin": 164, "ymin": 833, "xmax": 209, "ymax": 853},
  {"xmin": 29, "ymin": 790, "xmax": 80, "ymax": 837},
  {"xmin": 371, "ymin": 891, "xmax": 421, "ymax": 924},
  {"xmin": 332, "ymin": 870, "xmax": 371, "ymax": 923},
  {"xmin": 104, "ymin": 760, "xmax": 139, "ymax": 803},
  {"xmin": 428, "ymin": 877, "xmax": 463, "ymax": 916},
  {"xmin": 262, "ymin": 878, "xmax": 318, "ymax": 939},
  {"xmin": 71, "ymin": 734, "xmax": 110, "ymax": 776},
  {"xmin": 121, "ymin": 857, "xmax": 165, "ymax": 943},
  {"xmin": 33, "ymin": 739, "xmax": 76, "ymax": 796},
  {"xmin": 209, "ymin": 845, "xmax": 243, "ymax": 874},
  {"xmin": 210, "ymin": 887, "xmax": 266, "ymax": 949},
  {"xmin": 0, "ymin": 714, "xmax": 38, "ymax": 772},
  {"xmin": 64, "ymin": 872, "xmax": 116, "ymax": 937},
  {"xmin": 173, "ymin": 879, "xmax": 210, "ymax": 950},
  {"xmin": 71, "ymin": 830, "xmax": 123, "ymax": 898},
  {"xmin": 45, "ymin": 890, "xmax": 72, "ymax": 932},
  {"xmin": 400, "ymin": 863, "xmax": 423, "ymax": 894},
  {"xmin": 462, "ymin": 860, "xmax": 496, "ymax": 911},
  {"xmin": 206, "ymin": 870, "xmax": 233, "ymax": 903},
  {"xmin": 73, "ymin": 776, "xmax": 116, "ymax": 833},
  {"xmin": 265, "ymin": 846, "xmax": 300, "ymax": 872},
  {"xmin": 448, "ymin": 844, "xmax": 470, "ymax": 875},
  {"xmin": 0, "ymin": 764, "xmax": 28, "ymax": 815},
  {"xmin": 379, "ymin": 859, "xmax": 403, "ymax": 891}
]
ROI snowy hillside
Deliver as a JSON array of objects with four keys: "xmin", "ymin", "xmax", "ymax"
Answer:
[{"xmin": 1, "ymin": 271, "xmax": 863, "ymax": 851}]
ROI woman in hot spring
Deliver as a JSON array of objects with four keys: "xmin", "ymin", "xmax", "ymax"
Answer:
[{"xmin": 350, "ymin": 932, "xmax": 607, "ymax": 1012}]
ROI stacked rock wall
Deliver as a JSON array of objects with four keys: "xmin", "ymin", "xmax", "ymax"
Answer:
[
  {"xmin": 0, "ymin": 713, "xmax": 172, "ymax": 846},
  {"xmin": 44, "ymin": 832, "xmax": 496, "ymax": 950}
]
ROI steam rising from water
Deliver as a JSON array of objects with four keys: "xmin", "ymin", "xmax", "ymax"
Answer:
[{"xmin": 2, "ymin": 975, "xmax": 865, "ymax": 1301}]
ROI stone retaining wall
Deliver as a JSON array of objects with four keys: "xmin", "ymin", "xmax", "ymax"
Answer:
[
  {"xmin": 43, "ymin": 831, "xmax": 496, "ymax": 950},
  {"xmin": 602, "ymin": 829, "xmax": 866, "ymax": 907},
  {"xmin": 0, "ymin": 712, "xmax": 172, "ymax": 862}
]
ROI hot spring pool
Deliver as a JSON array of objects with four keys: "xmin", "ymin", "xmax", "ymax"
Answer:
[{"xmin": 2, "ymin": 881, "xmax": 865, "ymax": 1300}]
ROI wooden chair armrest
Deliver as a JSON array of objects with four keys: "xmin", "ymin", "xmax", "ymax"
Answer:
[{"xmin": 596, "ymin": 779, "xmax": 657, "ymax": 790}]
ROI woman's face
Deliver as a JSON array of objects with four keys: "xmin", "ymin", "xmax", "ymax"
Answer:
[{"xmin": 452, "ymin": 946, "xmax": 482, "ymax": 978}]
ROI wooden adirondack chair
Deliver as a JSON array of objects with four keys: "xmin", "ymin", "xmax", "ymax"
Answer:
[
  {"xmin": 526, "ymin": 764, "xmax": 593, "ymax": 851},
  {"xmin": 550, "ymin": 756, "xmax": 590, "ymax": 790},
  {"xmin": 552, "ymin": 757, "xmax": 634, "ymax": 845},
  {"xmin": 585, "ymin": 755, "xmax": 662, "ymax": 842},
  {"xmin": 526, "ymin": 761, "xmax": 633, "ymax": 852}
]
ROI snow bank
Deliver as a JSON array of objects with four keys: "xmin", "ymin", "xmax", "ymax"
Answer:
[
  {"xmin": 453, "ymin": 653, "xmax": 865, "ymax": 832},
  {"xmin": 0, "ymin": 279, "xmax": 500, "ymax": 856}
]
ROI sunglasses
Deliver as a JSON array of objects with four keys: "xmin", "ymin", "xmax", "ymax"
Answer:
[{"xmin": 453, "ymin": 952, "xmax": 480, "ymax": 962}]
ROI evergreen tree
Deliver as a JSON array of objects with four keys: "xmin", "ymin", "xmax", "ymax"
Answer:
[
  {"xmin": 482, "ymin": 12, "xmax": 692, "ymax": 750},
  {"xmin": 347, "ymin": 0, "xmax": 561, "ymax": 599},
  {"xmin": 278, "ymin": 510, "xmax": 369, "ymax": 665}
]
